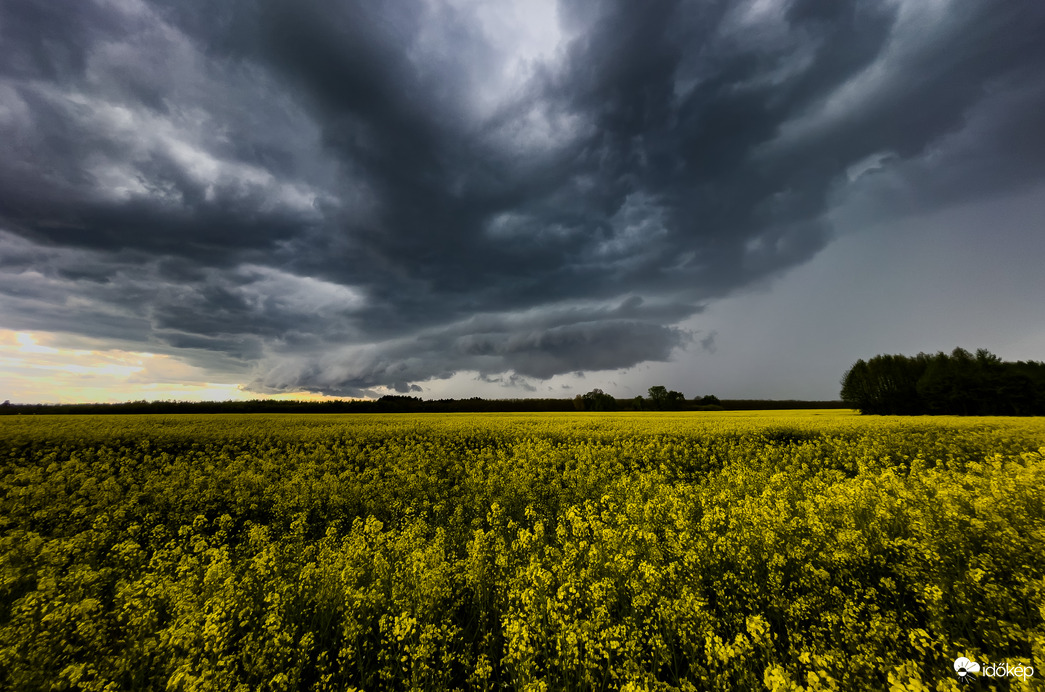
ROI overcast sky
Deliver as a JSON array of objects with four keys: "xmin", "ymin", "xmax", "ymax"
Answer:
[{"xmin": 2, "ymin": 0, "xmax": 1044, "ymax": 403}]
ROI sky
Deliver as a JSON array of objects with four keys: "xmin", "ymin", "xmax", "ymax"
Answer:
[{"xmin": 2, "ymin": 0, "xmax": 1044, "ymax": 403}]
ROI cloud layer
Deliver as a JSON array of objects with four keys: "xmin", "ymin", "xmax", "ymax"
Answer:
[{"xmin": 2, "ymin": 0, "xmax": 1044, "ymax": 395}]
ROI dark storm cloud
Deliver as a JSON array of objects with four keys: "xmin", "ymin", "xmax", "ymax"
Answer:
[
  {"xmin": 2, "ymin": 0, "xmax": 1044, "ymax": 394},
  {"xmin": 249, "ymin": 302, "xmax": 692, "ymax": 397}
]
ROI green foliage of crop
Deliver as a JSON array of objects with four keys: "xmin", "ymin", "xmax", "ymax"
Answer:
[{"xmin": 1, "ymin": 411, "xmax": 1043, "ymax": 691}]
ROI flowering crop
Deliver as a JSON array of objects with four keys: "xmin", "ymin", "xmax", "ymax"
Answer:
[{"xmin": 1, "ymin": 411, "xmax": 1043, "ymax": 690}]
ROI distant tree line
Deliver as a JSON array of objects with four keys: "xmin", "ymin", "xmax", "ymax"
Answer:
[
  {"xmin": 0, "ymin": 396, "xmax": 574, "ymax": 415},
  {"xmin": 713, "ymin": 399, "xmax": 848, "ymax": 410},
  {"xmin": 841, "ymin": 348, "xmax": 1045, "ymax": 415},
  {"xmin": 572, "ymin": 386, "xmax": 689, "ymax": 411},
  {"xmin": 569, "ymin": 388, "xmax": 846, "ymax": 412},
  {"xmin": 0, "ymin": 393, "xmax": 849, "ymax": 415}
]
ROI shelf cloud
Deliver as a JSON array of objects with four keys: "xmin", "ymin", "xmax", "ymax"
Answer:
[{"xmin": 2, "ymin": 0, "xmax": 1044, "ymax": 396}]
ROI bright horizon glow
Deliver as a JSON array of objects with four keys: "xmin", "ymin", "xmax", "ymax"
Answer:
[{"xmin": 0, "ymin": 330, "xmax": 348, "ymax": 404}]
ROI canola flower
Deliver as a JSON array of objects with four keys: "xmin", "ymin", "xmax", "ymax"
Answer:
[{"xmin": 0, "ymin": 411, "xmax": 1043, "ymax": 690}]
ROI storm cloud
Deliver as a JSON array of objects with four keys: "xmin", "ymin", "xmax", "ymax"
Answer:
[{"xmin": 2, "ymin": 0, "xmax": 1044, "ymax": 396}]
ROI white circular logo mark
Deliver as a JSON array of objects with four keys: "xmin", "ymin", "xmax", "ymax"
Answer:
[{"xmin": 954, "ymin": 657, "xmax": 980, "ymax": 684}]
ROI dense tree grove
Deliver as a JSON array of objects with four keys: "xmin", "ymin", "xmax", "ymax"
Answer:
[{"xmin": 841, "ymin": 348, "xmax": 1045, "ymax": 415}]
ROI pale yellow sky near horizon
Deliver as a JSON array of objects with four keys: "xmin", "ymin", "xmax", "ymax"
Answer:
[{"xmin": 0, "ymin": 330, "xmax": 341, "ymax": 404}]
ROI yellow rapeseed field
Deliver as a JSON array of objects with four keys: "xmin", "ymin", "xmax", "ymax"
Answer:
[{"xmin": 1, "ymin": 411, "xmax": 1043, "ymax": 690}]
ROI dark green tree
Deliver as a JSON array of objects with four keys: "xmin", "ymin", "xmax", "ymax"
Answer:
[
  {"xmin": 647, "ymin": 386, "xmax": 686, "ymax": 411},
  {"xmin": 693, "ymin": 394, "xmax": 723, "ymax": 411},
  {"xmin": 648, "ymin": 386, "xmax": 668, "ymax": 408},
  {"xmin": 575, "ymin": 388, "xmax": 617, "ymax": 411}
]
